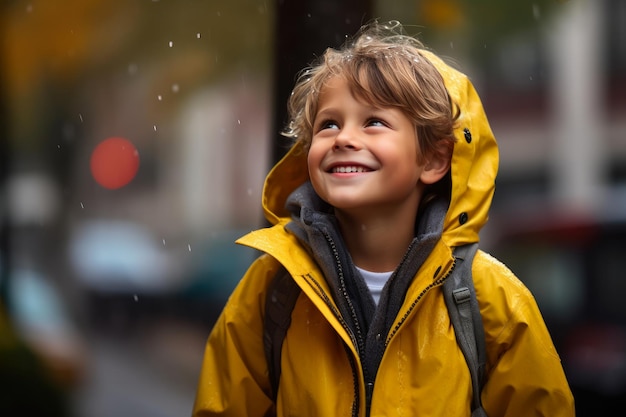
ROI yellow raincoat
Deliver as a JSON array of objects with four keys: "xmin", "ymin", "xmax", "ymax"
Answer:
[{"xmin": 192, "ymin": 51, "xmax": 575, "ymax": 417}]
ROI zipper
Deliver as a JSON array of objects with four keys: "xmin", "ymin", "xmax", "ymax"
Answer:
[
  {"xmin": 322, "ymin": 230, "xmax": 366, "ymax": 356},
  {"xmin": 303, "ymin": 274, "xmax": 356, "ymax": 346},
  {"xmin": 323, "ymin": 229, "xmax": 366, "ymax": 416}
]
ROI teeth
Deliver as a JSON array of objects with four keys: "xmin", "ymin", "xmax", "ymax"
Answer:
[{"xmin": 332, "ymin": 166, "xmax": 367, "ymax": 173}]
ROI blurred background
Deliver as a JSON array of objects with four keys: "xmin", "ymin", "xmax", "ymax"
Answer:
[{"xmin": 0, "ymin": 0, "xmax": 624, "ymax": 416}]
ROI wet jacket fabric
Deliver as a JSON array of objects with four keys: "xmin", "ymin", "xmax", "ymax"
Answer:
[{"xmin": 192, "ymin": 51, "xmax": 575, "ymax": 417}]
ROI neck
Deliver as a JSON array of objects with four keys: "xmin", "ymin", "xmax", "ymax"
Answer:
[{"xmin": 335, "ymin": 206, "xmax": 417, "ymax": 272}]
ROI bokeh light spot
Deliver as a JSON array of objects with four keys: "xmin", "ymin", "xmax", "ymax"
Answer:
[{"xmin": 90, "ymin": 137, "xmax": 140, "ymax": 189}]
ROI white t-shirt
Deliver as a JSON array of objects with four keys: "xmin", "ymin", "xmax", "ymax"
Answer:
[{"xmin": 356, "ymin": 266, "xmax": 393, "ymax": 306}]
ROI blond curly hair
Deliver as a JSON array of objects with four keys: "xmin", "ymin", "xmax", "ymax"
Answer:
[{"xmin": 282, "ymin": 20, "xmax": 459, "ymax": 164}]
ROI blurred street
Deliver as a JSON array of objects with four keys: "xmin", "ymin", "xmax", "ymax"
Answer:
[{"xmin": 73, "ymin": 320, "xmax": 206, "ymax": 417}]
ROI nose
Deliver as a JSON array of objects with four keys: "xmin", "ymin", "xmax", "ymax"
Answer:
[{"xmin": 333, "ymin": 125, "xmax": 362, "ymax": 150}]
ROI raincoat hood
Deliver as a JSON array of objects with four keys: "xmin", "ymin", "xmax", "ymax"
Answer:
[{"xmin": 262, "ymin": 51, "xmax": 499, "ymax": 248}]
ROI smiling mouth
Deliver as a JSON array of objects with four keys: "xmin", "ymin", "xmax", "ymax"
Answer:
[{"xmin": 330, "ymin": 166, "xmax": 371, "ymax": 173}]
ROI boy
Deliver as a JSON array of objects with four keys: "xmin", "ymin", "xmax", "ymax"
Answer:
[{"xmin": 192, "ymin": 20, "xmax": 574, "ymax": 417}]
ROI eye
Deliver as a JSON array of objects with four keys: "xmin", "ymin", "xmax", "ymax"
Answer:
[
  {"xmin": 315, "ymin": 119, "xmax": 339, "ymax": 132},
  {"xmin": 365, "ymin": 118, "xmax": 388, "ymax": 128}
]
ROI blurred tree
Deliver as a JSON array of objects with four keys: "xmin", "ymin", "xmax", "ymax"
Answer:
[{"xmin": 2, "ymin": 0, "xmax": 272, "ymax": 151}]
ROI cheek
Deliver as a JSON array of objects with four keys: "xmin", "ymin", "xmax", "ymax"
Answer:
[
  {"xmin": 307, "ymin": 144, "xmax": 329, "ymax": 199},
  {"xmin": 307, "ymin": 143, "xmax": 324, "ymax": 175}
]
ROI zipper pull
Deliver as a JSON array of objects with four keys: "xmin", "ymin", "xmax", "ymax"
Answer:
[{"xmin": 365, "ymin": 382, "xmax": 374, "ymax": 416}]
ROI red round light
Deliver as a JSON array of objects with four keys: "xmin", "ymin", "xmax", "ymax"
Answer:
[{"xmin": 90, "ymin": 137, "xmax": 140, "ymax": 189}]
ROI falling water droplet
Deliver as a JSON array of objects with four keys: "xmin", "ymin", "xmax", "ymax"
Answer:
[
  {"xmin": 153, "ymin": 125, "xmax": 157, "ymax": 131},
  {"xmin": 80, "ymin": 202, "xmax": 84, "ymax": 209},
  {"xmin": 169, "ymin": 41, "xmax": 173, "ymax": 48},
  {"xmin": 196, "ymin": 32, "xmax": 201, "ymax": 39},
  {"xmin": 188, "ymin": 244, "xmax": 192, "ymax": 252},
  {"xmin": 162, "ymin": 238, "xmax": 166, "ymax": 246},
  {"xmin": 133, "ymin": 294, "xmax": 139, "ymax": 302},
  {"xmin": 157, "ymin": 95, "xmax": 162, "ymax": 101}
]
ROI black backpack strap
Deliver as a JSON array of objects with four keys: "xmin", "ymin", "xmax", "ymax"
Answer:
[
  {"xmin": 443, "ymin": 242, "xmax": 488, "ymax": 416},
  {"xmin": 263, "ymin": 265, "xmax": 301, "ymax": 402}
]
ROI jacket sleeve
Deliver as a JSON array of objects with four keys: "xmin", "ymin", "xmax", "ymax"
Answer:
[
  {"xmin": 474, "ymin": 252, "xmax": 576, "ymax": 417},
  {"xmin": 192, "ymin": 254, "xmax": 280, "ymax": 417}
]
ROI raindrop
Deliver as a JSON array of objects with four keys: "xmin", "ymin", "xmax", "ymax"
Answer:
[
  {"xmin": 188, "ymin": 244, "xmax": 192, "ymax": 252},
  {"xmin": 133, "ymin": 294, "xmax": 139, "ymax": 302},
  {"xmin": 237, "ymin": 119, "xmax": 241, "ymax": 125},
  {"xmin": 57, "ymin": 144, "xmax": 61, "ymax": 149},
  {"xmin": 157, "ymin": 95, "xmax": 162, "ymax": 101},
  {"xmin": 153, "ymin": 125, "xmax": 157, "ymax": 131},
  {"xmin": 449, "ymin": 41, "xmax": 454, "ymax": 49},
  {"xmin": 196, "ymin": 32, "xmax": 201, "ymax": 39},
  {"xmin": 80, "ymin": 202, "xmax": 84, "ymax": 209},
  {"xmin": 162, "ymin": 238, "xmax": 166, "ymax": 246},
  {"xmin": 168, "ymin": 41, "xmax": 173, "ymax": 48},
  {"xmin": 172, "ymin": 84, "xmax": 180, "ymax": 93},
  {"xmin": 529, "ymin": 75, "xmax": 533, "ymax": 81},
  {"xmin": 78, "ymin": 113, "xmax": 83, "ymax": 122},
  {"xmin": 26, "ymin": 4, "xmax": 33, "ymax": 13},
  {"xmin": 307, "ymin": 13, "xmax": 311, "ymax": 18}
]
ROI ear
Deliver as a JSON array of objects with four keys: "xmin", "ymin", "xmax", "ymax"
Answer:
[{"xmin": 419, "ymin": 152, "xmax": 451, "ymax": 185}]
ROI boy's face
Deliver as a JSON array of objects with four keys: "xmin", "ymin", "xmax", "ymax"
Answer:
[{"xmin": 308, "ymin": 76, "xmax": 440, "ymax": 219}]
